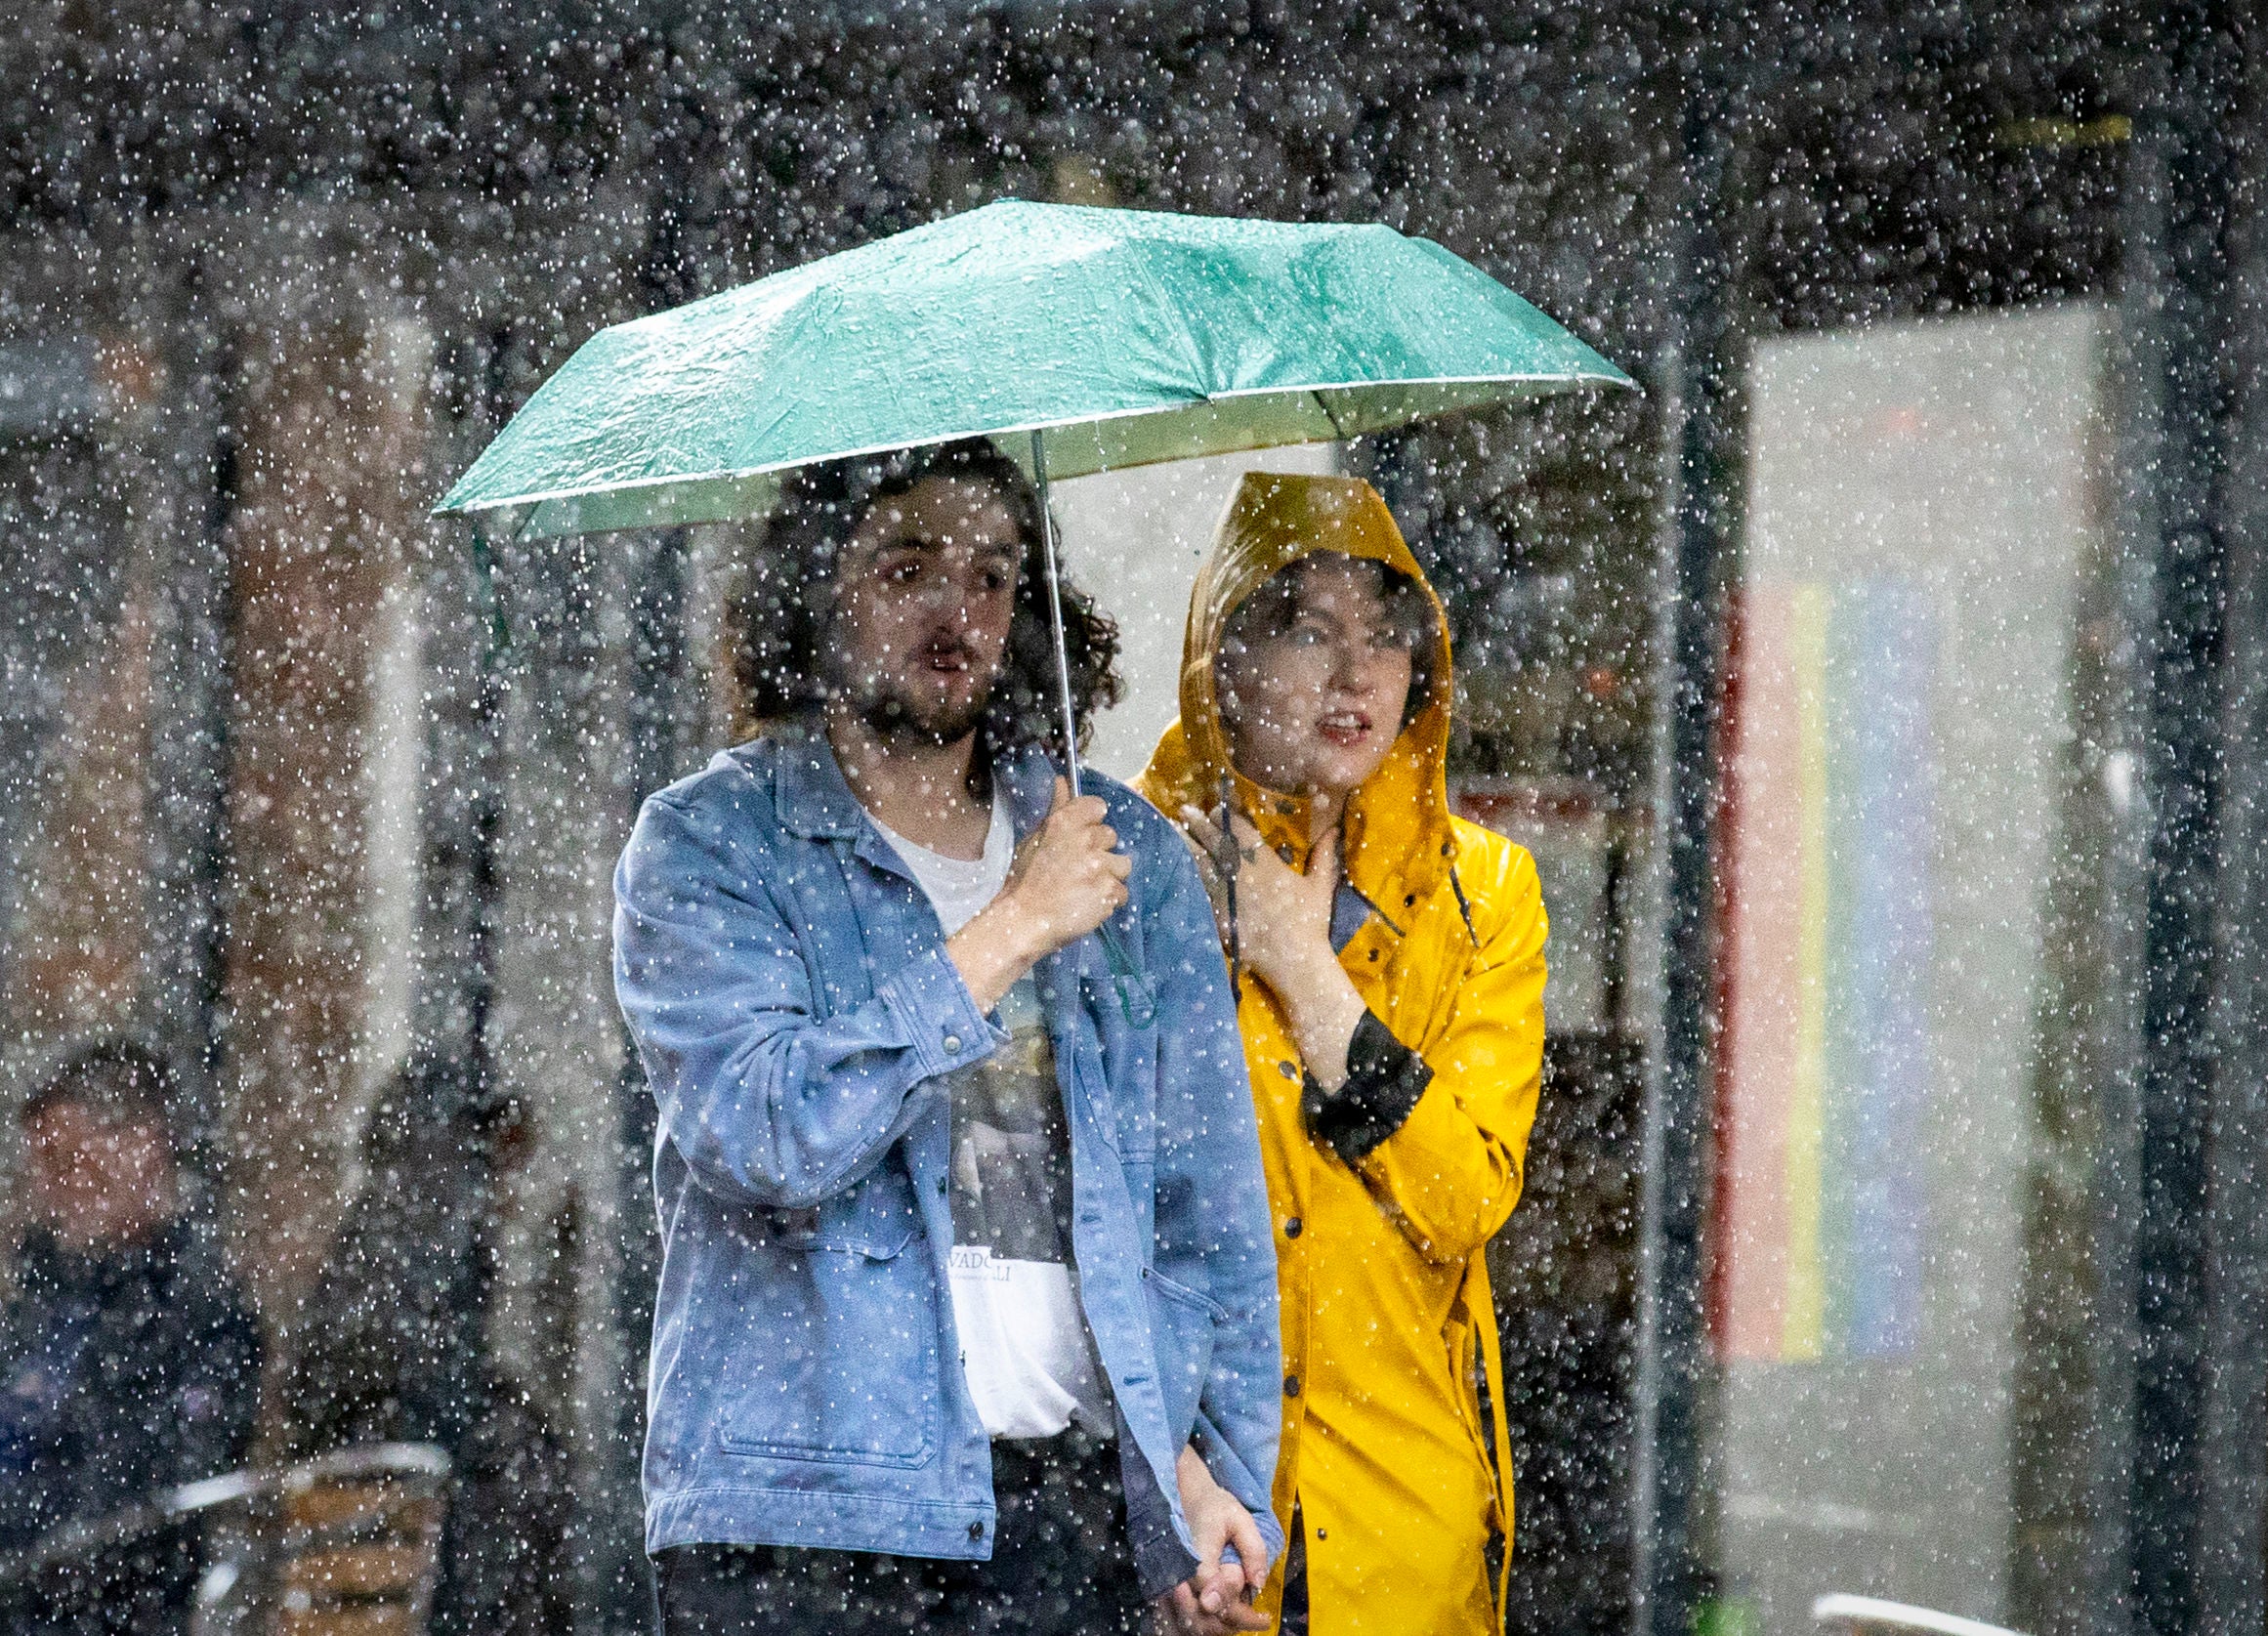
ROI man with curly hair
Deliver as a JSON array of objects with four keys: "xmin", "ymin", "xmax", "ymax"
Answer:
[{"xmin": 615, "ymin": 440, "xmax": 1281, "ymax": 1636}]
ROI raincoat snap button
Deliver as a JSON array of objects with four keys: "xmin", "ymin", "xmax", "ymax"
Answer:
[
  {"xmin": 969, "ymin": 1521, "xmax": 986, "ymax": 1541},
  {"xmin": 1284, "ymin": 1217, "xmax": 1302, "ymax": 1239},
  {"xmin": 1277, "ymin": 843, "xmax": 1298, "ymax": 863},
  {"xmin": 1283, "ymin": 1374, "xmax": 1301, "ymax": 1398},
  {"xmin": 1367, "ymin": 948, "xmax": 1380, "ymax": 962},
  {"xmin": 1277, "ymin": 1061, "xmax": 1297, "ymax": 1079},
  {"xmin": 1277, "ymin": 799, "xmax": 1296, "ymax": 816},
  {"xmin": 1403, "ymin": 894, "xmax": 1415, "ymax": 906}
]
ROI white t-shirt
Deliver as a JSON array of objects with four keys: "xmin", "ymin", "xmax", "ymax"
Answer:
[{"xmin": 868, "ymin": 794, "xmax": 1114, "ymax": 1441}]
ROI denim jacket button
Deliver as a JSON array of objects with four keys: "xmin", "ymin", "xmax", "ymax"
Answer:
[
  {"xmin": 943, "ymin": 1032, "xmax": 963, "ymax": 1055},
  {"xmin": 968, "ymin": 1521, "xmax": 986, "ymax": 1541}
]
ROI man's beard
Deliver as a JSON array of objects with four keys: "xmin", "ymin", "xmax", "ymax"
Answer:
[{"xmin": 842, "ymin": 668, "xmax": 997, "ymax": 747}]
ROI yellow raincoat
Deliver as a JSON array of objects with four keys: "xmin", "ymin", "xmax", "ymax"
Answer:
[{"xmin": 1137, "ymin": 474, "xmax": 1547, "ymax": 1636}]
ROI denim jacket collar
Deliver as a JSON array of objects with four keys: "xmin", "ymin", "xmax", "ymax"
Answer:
[
  {"xmin": 769, "ymin": 725, "xmax": 864, "ymax": 841},
  {"xmin": 992, "ymin": 744, "xmax": 1060, "ymax": 835},
  {"xmin": 770, "ymin": 721, "xmax": 1059, "ymax": 849}
]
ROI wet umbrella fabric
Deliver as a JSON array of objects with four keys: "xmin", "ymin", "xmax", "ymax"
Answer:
[
  {"xmin": 435, "ymin": 197, "xmax": 1633, "ymax": 785},
  {"xmin": 438, "ymin": 199, "xmax": 1630, "ymax": 536}
]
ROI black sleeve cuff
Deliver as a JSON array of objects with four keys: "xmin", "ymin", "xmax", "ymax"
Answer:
[{"xmin": 1302, "ymin": 1010, "xmax": 1432, "ymax": 1166}]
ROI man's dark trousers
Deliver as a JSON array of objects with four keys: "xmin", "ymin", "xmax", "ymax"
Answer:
[{"xmin": 651, "ymin": 1430, "xmax": 1145, "ymax": 1635}]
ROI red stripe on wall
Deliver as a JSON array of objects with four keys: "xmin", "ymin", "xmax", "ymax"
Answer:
[{"xmin": 1714, "ymin": 585, "xmax": 1807, "ymax": 1362}]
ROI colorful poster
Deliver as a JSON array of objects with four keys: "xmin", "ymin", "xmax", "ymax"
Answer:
[{"xmin": 1714, "ymin": 578, "xmax": 1935, "ymax": 1363}]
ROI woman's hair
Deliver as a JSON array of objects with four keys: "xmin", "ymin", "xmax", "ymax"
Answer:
[
  {"xmin": 728, "ymin": 438, "xmax": 1122, "ymax": 762},
  {"xmin": 1214, "ymin": 552, "xmax": 1438, "ymax": 729}
]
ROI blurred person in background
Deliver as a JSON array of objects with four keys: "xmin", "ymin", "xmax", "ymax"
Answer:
[
  {"xmin": 283, "ymin": 1056, "xmax": 570, "ymax": 1636},
  {"xmin": 1139, "ymin": 474, "xmax": 1549, "ymax": 1636},
  {"xmin": 0, "ymin": 1041, "xmax": 261, "ymax": 1631}
]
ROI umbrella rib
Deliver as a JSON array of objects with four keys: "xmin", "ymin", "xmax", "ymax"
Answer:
[{"xmin": 443, "ymin": 369, "xmax": 1630, "ymax": 516}]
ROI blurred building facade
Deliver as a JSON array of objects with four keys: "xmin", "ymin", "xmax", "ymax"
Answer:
[{"xmin": 2, "ymin": 5, "xmax": 2263, "ymax": 1636}]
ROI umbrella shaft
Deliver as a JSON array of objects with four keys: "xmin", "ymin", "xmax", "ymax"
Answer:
[
  {"xmin": 1032, "ymin": 431, "xmax": 1142, "ymax": 1002},
  {"xmin": 1031, "ymin": 430, "xmax": 1083, "ymax": 798}
]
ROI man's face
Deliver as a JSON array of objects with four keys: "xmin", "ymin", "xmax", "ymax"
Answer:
[
  {"xmin": 22, "ymin": 1099, "xmax": 179, "ymax": 1253},
  {"xmin": 827, "ymin": 475, "xmax": 1023, "ymax": 746}
]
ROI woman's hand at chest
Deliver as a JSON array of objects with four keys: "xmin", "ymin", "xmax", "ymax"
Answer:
[{"xmin": 1177, "ymin": 808, "xmax": 1369, "ymax": 1092}]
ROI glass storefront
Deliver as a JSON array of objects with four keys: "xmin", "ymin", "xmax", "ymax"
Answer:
[{"xmin": 1707, "ymin": 305, "xmax": 2120, "ymax": 1634}]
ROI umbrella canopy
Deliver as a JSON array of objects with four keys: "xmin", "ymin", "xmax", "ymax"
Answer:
[{"xmin": 436, "ymin": 199, "xmax": 1633, "ymax": 540}]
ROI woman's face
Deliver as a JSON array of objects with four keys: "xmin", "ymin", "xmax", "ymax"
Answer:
[{"xmin": 1216, "ymin": 555, "xmax": 1417, "ymax": 804}]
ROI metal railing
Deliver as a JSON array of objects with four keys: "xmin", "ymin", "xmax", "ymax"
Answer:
[
  {"xmin": 1, "ymin": 1443, "xmax": 450, "ymax": 1636},
  {"xmin": 1813, "ymin": 1593, "xmax": 2030, "ymax": 1636}
]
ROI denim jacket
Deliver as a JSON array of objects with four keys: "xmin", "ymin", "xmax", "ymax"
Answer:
[{"xmin": 613, "ymin": 732, "xmax": 1282, "ymax": 1597}]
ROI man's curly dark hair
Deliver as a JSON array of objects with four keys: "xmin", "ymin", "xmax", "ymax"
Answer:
[{"xmin": 728, "ymin": 438, "xmax": 1123, "ymax": 765}]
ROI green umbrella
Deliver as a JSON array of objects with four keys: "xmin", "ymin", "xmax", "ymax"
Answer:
[{"xmin": 438, "ymin": 197, "xmax": 1633, "ymax": 790}]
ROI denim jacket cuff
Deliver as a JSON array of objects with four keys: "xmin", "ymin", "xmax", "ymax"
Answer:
[
  {"xmin": 876, "ymin": 945, "xmax": 1006, "ymax": 1080},
  {"xmin": 1126, "ymin": 1506, "xmax": 1202, "ymax": 1604}
]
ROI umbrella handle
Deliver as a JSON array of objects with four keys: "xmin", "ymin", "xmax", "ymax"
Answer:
[
  {"xmin": 1032, "ymin": 430, "xmax": 1157, "ymax": 1020},
  {"xmin": 1217, "ymin": 771, "xmax": 1242, "ymax": 1004},
  {"xmin": 1031, "ymin": 430, "xmax": 1083, "ymax": 798}
]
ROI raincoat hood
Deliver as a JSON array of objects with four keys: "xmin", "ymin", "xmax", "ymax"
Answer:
[{"xmin": 1141, "ymin": 471, "xmax": 1458, "ymax": 904}]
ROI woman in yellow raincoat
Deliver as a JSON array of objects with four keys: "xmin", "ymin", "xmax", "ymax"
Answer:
[{"xmin": 1137, "ymin": 472, "xmax": 1547, "ymax": 1636}]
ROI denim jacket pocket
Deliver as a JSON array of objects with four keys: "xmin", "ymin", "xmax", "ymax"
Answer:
[
  {"xmin": 777, "ymin": 1214, "xmax": 922, "ymax": 1262},
  {"xmin": 715, "ymin": 1218, "xmax": 939, "ymax": 1469},
  {"xmin": 1074, "ymin": 966, "xmax": 1159, "ymax": 1163},
  {"xmin": 721, "ymin": 1190, "xmax": 920, "ymax": 1262},
  {"xmin": 1142, "ymin": 1266, "xmax": 1225, "ymax": 1447}
]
